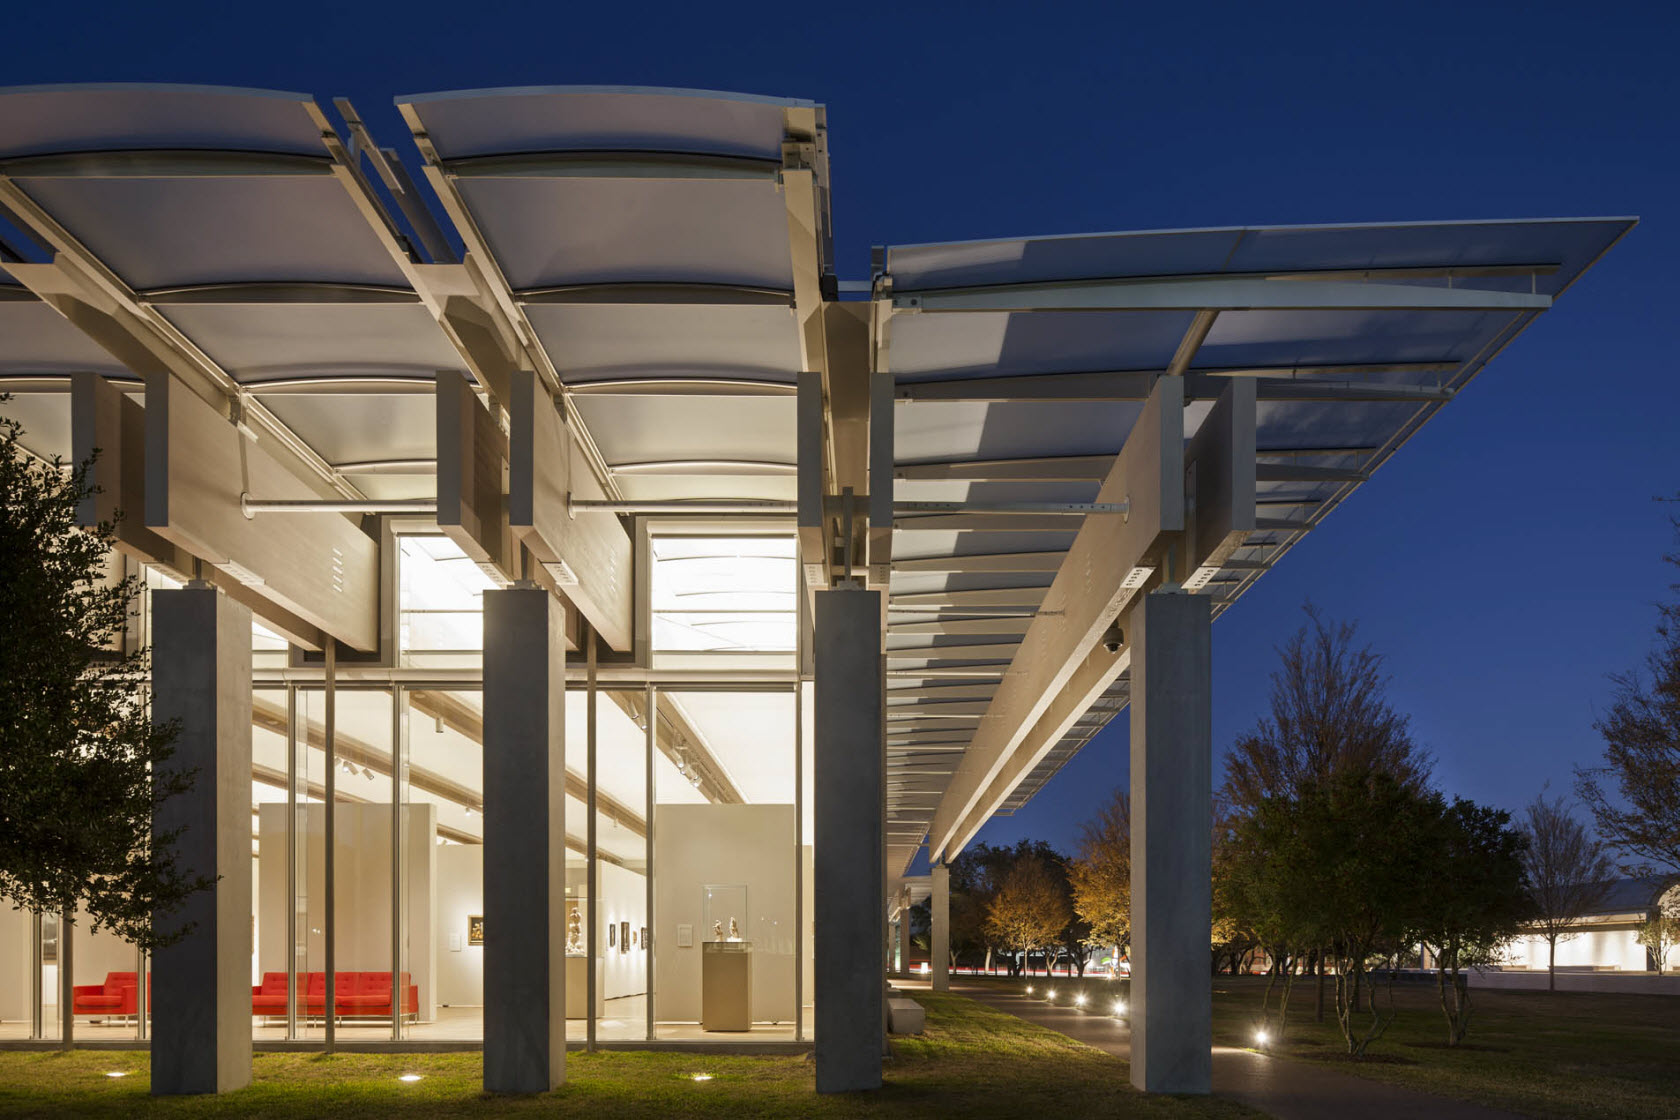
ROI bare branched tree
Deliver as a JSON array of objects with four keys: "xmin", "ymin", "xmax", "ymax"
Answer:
[
  {"xmin": 1223, "ymin": 603, "xmax": 1432, "ymax": 815},
  {"xmin": 1520, "ymin": 794, "xmax": 1615, "ymax": 991},
  {"xmin": 1577, "ymin": 498, "xmax": 1680, "ymax": 876}
]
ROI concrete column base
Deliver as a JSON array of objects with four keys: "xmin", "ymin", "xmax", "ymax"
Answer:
[
  {"xmin": 814, "ymin": 587, "xmax": 884, "ymax": 1093},
  {"xmin": 1128, "ymin": 589, "xmax": 1212, "ymax": 1094},
  {"xmin": 931, "ymin": 863, "xmax": 950, "ymax": 992},
  {"xmin": 150, "ymin": 585, "xmax": 253, "ymax": 1095},
  {"xmin": 482, "ymin": 587, "xmax": 567, "ymax": 1093}
]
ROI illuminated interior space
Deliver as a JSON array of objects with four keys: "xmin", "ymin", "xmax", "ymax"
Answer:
[{"xmin": 0, "ymin": 81, "xmax": 1627, "ymax": 1095}]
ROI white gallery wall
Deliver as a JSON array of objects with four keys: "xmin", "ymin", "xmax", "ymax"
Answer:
[
  {"xmin": 434, "ymin": 842, "xmax": 483, "ymax": 1008},
  {"xmin": 257, "ymin": 803, "xmax": 437, "ymax": 1018},
  {"xmin": 654, "ymin": 803, "xmax": 795, "ymax": 1024},
  {"xmin": 0, "ymin": 906, "xmax": 31, "ymax": 1024},
  {"xmin": 566, "ymin": 858, "xmax": 648, "ymax": 1002}
]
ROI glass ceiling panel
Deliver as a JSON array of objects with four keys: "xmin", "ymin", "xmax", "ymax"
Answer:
[{"xmin": 649, "ymin": 535, "xmax": 795, "ymax": 652}]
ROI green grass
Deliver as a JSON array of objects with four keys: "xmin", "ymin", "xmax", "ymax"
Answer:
[
  {"xmin": 0, "ymin": 993, "xmax": 1257, "ymax": 1119},
  {"xmin": 991, "ymin": 972, "xmax": 1680, "ymax": 1120}
]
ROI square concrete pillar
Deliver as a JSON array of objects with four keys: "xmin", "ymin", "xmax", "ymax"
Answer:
[
  {"xmin": 897, "ymin": 911, "xmax": 910, "ymax": 976},
  {"xmin": 814, "ymin": 587, "xmax": 884, "ymax": 1093},
  {"xmin": 1128, "ymin": 589, "xmax": 1212, "ymax": 1094},
  {"xmin": 931, "ymin": 863, "xmax": 950, "ymax": 992},
  {"xmin": 483, "ymin": 587, "xmax": 566, "ymax": 1093},
  {"xmin": 150, "ymin": 585, "xmax": 252, "ymax": 1095}
]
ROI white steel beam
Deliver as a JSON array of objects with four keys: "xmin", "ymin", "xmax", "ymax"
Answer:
[{"xmin": 891, "ymin": 275, "xmax": 1551, "ymax": 313}]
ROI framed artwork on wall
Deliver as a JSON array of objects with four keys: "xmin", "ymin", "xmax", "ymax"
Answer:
[
  {"xmin": 608, "ymin": 922, "xmax": 616, "ymax": 948},
  {"xmin": 641, "ymin": 926, "xmax": 649, "ymax": 951},
  {"xmin": 620, "ymin": 920, "xmax": 630, "ymax": 954},
  {"xmin": 467, "ymin": 915, "xmax": 484, "ymax": 946}
]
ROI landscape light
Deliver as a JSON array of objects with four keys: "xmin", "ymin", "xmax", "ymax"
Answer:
[
  {"xmin": 690, "ymin": 1073, "xmax": 714, "ymax": 1082},
  {"xmin": 1025, "ymin": 985, "xmax": 1033, "ymax": 995},
  {"xmin": 1253, "ymin": 1029, "xmax": 1270, "ymax": 1047},
  {"xmin": 1112, "ymin": 1000, "xmax": 1126, "ymax": 1017},
  {"xmin": 398, "ymin": 1073, "xmax": 423, "ymax": 1083},
  {"xmin": 1074, "ymin": 993, "xmax": 1087, "ymax": 1008},
  {"xmin": 104, "ymin": 1071, "xmax": 127, "ymax": 1079},
  {"xmin": 1046, "ymin": 988, "xmax": 1057, "ymax": 1001}
]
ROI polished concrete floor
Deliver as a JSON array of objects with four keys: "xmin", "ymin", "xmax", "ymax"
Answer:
[{"xmin": 3, "ymin": 997, "xmax": 814, "ymax": 1045}]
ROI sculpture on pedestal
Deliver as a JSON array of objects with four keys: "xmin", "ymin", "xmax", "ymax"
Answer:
[{"xmin": 566, "ymin": 905, "xmax": 583, "ymax": 954}]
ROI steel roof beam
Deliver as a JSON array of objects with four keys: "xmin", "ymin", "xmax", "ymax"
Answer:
[
  {"xmin": 891, "ymin": 275, "xmax": 1552, "ymax": 313},
  {"xmin": 898, "ymin": 371, "xmax": 1454, "ymax": 403}
]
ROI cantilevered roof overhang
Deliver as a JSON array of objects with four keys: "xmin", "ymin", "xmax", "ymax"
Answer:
[
  {"xmin": 877, "ymin": 217, "xmax": 1632, "ymax": 874},
  {"xmin": 0, "ymin": 84, "xmax": 1632, "ymax": 880}
]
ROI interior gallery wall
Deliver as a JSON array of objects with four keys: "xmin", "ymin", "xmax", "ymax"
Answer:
[
  {"xmin": 256, "ymin": 803, "xmax": 437, "ymax": 1018},
  {"xmin": 654, "ymin": 803, "xmax": 795, "ymax": 1024},
  {"xmin": 0, "ymin": 906, "xmax": 31, "ymax": 1025}
]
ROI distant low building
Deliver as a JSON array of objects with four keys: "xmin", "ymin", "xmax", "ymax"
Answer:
[{"xmin": 1500, "ymin": 877, "xmax": 1680, "ymax": 974}]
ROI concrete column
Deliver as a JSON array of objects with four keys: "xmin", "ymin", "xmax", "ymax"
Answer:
[
  {"xmin": 482, "ymin": 586, "xmax": 566, "ymax": 1093},
  {"xmin": 1128, "ymin": 589, "xmax": 1212, "ymax": 1094},
  {"xmin": 150, "ymin": 585, "xmax": 252, "ymax": 1095},
  {"xmin": 814, "ymin": 587, "xmax": 884, "ymax": 1093},
  {"xmin": 931, "ymin": 863, "xmax": 950, "ymax": 992},
  {"xmin": 896, "ymin": 905, "xmax": 910, "ymax": 976}
]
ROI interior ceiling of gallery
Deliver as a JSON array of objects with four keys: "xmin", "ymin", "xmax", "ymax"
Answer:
[{"xmin": 0, "ymin": 84, "xmax": 1633, "ymax": 881}]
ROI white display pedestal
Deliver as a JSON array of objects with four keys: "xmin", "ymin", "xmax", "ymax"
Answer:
[
  {"xmin": 565, "ymin": 955, "xmax": 604, "ymax": 1019},
  {"xmin": 701, "ymin": 941, "xmax": 752, "ymax": 1031}
]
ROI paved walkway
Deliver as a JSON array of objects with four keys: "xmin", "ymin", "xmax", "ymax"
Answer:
[{"xmin": 949, "ymin": 983, "xmax": 1533, "ymax": 1120}]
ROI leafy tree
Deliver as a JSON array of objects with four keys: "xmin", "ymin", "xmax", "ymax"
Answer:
[
  {"xmin": 984, "ymin": 853, "xmax": 1071, "ymax": 977},
  {"xmin": 1635, "ymin": 887, "xmax": 1680, "ymax": 974},
  {"xmin": 1211, "ymin": 797, "xmax": 1259, "ymax": 975},
  {"xmin": 1226, "ymin": 794, "xmax": 1320, "ymax": 1039},
  {"xmin": 1221, "ymin": 602, "xmax": 1433, "ymax": 1024},
  {"xmin": 1416, "ymin": 799, "xmax": 1530, "ymax": 1045},
  {"xmin": 1301, "ymin": 771, "xmax": 1441, "ymax": 1057},
  {"xmin": 0, "ymin": 407, "xmax": 210, "ymax": 1043},
  {"xmin": 1520, "ymin": 794, "xmax": 1615, "ymax": 991},
  {"xmin": 1577, "ymin": 502, "xmax": 1680, "ymax": 876},
  {"xmin": 1069, "ymin": 788, "xmax": 1130, "ymax": 963}
]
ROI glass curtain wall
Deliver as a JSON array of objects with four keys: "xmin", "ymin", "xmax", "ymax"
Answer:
[
  {"xmin": 651, "ymin": 689, "xmax": 799, "ymax": 1040},
  {"xmin": 406, "ymin": 689, "xmax": 484, "ymax": 1041}
]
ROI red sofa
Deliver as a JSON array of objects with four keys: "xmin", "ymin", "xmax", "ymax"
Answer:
[
  {"xmin": 251, "ymin": 971, "xmax": 418, "ymax": 1021},
  {"xmin": 71, "ymin": 972, "xmax": 146, "ymax": 1019}
]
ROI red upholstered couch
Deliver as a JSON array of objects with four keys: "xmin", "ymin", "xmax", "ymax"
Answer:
[
  {"xmin": 251, "ymin": 971, "xmax": 418, "ymax": 1020},
  {"xmin": 71, "ymin": 972, "xmax": 146, "ymax": 1019}
]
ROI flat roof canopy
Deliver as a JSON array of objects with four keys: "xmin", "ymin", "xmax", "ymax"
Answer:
[{"xmin": 0, "ymin": 83, "xmax": 1632, "ymax": 876}]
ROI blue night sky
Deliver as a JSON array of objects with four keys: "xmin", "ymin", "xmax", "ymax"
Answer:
[{"xmin": 16, "ymin": 0, "xmax": 1677, "ymax": 856}]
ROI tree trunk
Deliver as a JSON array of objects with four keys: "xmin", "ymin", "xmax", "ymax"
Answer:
[
  {"xmin": 1548, "ymin": 934, "xmax": 1557, "ymax": 992},
  {"xmin": 1315, "ymin": 951, "xmax": 1326, "ymax": 1023}
]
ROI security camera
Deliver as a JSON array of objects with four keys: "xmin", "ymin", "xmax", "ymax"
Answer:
[{"xmin": 1102, "ymin": 621, "xmax": 1124, "ymax": 654}]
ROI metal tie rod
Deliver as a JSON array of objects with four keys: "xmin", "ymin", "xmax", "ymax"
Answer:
[{"xmin": 240, "ymin": 495, "xmax": 1129, "ymax": 517}]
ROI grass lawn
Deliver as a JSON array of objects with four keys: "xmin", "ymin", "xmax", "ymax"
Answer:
[
  {"xmin": 989, "ymin": 972, "xmax": 1680, "ymax": 1120},
  {"xmin": 0, "ymin": 992, "xmax": 1258, "ymax": 1119}
]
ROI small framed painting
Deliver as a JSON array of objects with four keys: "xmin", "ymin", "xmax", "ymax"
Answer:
[
  {"xmin": 608, "ymin": 922, "xmax": 616, "ymax": 948},
  {"xmin": 620, "ymin": 920, "xmax": 630, "ymax": 954},
  {"xmin": 467, "ymin": 915, "xmax": 485, "ymax": 946},
  {"xmin": 641, "ymin": 926, "xmax": 649, "ymax": 951}
]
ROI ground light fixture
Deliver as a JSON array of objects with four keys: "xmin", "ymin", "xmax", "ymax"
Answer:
[
  {"xmin": 1074, "ymin": 993, "xmax": 1087, "ymax": 1009},
  {"xmin": 1112, "ymin": 1000, "xmax": 1126, "ymax": 1017},
  {"xmin": 1025, "ymin": 985, "xmax": 1034, "ymax": 995},
  {"xmin": 104, "ymin": 1071, "xmax": 127, "ymax": 1079},
  {"xmin": 1046, "ymin": 988, "xmax": 1056, "ymax": 1002},
  {"xmin": 690, "ymin": 1073, "xmax": 715, "ymax": 1082},
  {"xmin": 1253, "ymin": 1029, "xmax": 1270, "ymax": 1048},
  {"xmin": 397, "ymin": 1073, "xmax": 423, "ymax": 1083}
]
